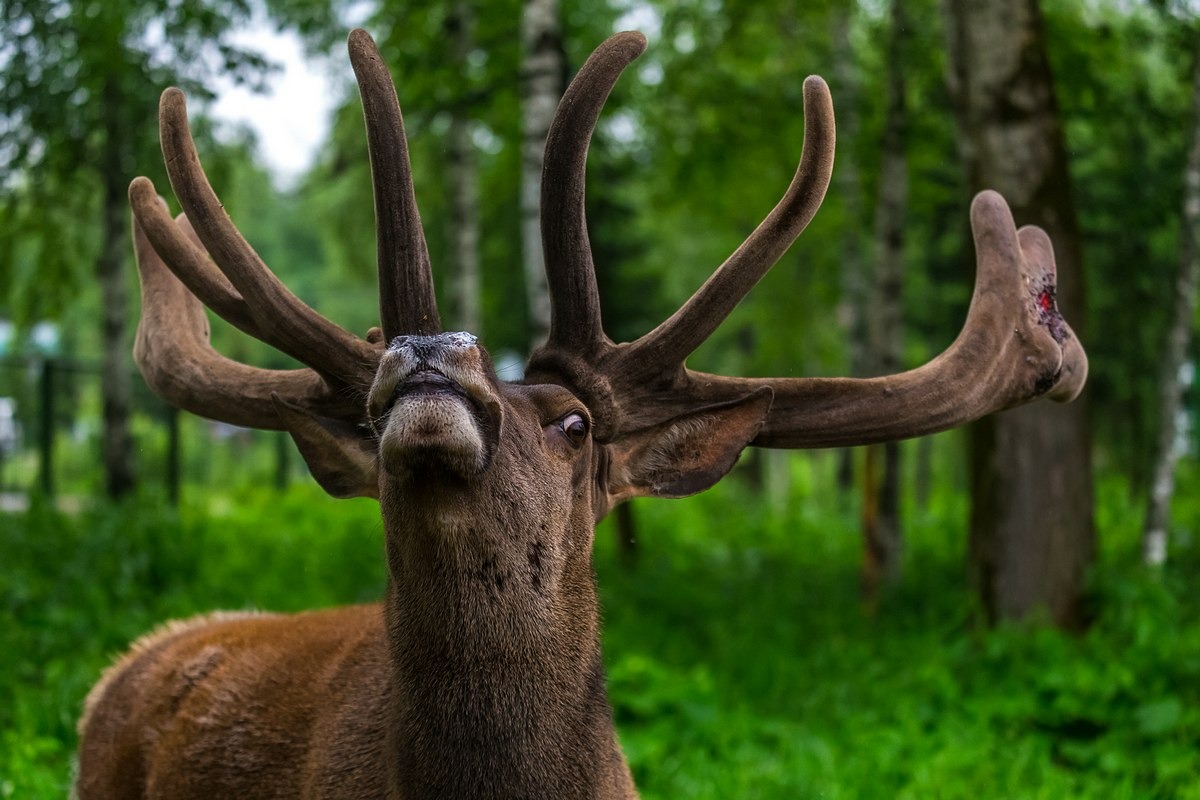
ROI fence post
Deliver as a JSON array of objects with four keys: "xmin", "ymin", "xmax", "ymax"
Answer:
[{"xmin": 38, "ymin": 357, "xmax": 55, "ymax": 498}]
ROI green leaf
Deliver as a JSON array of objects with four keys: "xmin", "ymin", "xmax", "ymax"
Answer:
[{"xmin": 1136, "ymin": 697, "xmax": 1183, "ymax": 737}]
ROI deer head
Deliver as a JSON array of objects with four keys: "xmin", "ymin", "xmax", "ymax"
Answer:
[{"xmin": 78, "ymin": 29, "xmax": 1086, "ymax": 800}]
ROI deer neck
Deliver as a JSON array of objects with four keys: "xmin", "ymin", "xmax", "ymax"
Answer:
[{"xmin": 378, "ymin": 484, "xmax": 634, "ymax": 799}]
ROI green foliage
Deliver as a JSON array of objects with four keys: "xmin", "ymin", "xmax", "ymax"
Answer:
[
  {"xmin": 0, "ymin": 0, "xmax": 283, "ymax": 321},
  {"xmin": 599, "ymin": 466, "xmax": 1200, "ymax": 798},
  {"xmin": 1044, "ymin": 0, "xmax": 1196, "ymax": 486},
  {"xmin": 0, "ymin": 485, "xmax": 384, "ymax": 797},
  {"xmin": 2, "ymin": 458, "xmax": 1197, "ymax": 797}
]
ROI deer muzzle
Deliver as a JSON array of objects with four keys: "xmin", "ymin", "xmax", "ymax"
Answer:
[{"xmin": 369, "ymin": 332, "xmax": 502, "ymax": 479}]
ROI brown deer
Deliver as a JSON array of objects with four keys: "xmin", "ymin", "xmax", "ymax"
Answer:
[{"xmin": 75, "ymin": 29, "xmax": 1086, "ymax": 800}]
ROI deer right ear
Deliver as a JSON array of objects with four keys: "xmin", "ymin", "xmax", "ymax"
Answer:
[
  {"xmin": 272, "ymin": 396, "xmax": 379, "ymax": 500},
  {"xmin": 603, "ymin": 388, "xmax": 773, "ymax": 507}
]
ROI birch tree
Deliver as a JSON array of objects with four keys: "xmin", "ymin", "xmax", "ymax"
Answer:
[
  {"xmin": 1143, "ymin": 35, "xmax": 1200, "ymax": 567},
  {"xmin": 831, "ymin": 5, "xmax": 869, "ymax": 496},
  {"xmin": 861, "ymin": 0, "xmax": 909, "ymax": 606},
  {"xmin": 519, "ymin": 0, "xmax": 565, "ymax": 350},
  {"xmin": 0, "ymin": 0, "xmax": 280, "ymax": 498},
  {"xmin": 445, "ymin": 0, "xmax": 483, "ymax": 335}
]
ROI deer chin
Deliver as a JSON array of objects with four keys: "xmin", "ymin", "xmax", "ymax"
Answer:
[{"xmin": 379, "ymin": 372, "xmax": 497, "ymax": 480}]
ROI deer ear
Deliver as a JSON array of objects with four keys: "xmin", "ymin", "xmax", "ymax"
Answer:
[
  {"xmin": 605, "ymin": 388, "xmax": 773, "ymax": 504},
  {"xmin": 271, "ymin": 396, "xmax": 379, "ymax": 500}
]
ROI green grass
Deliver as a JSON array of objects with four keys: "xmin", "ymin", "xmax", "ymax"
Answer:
[{"xmin": 2, "ymin": 453, "xmax": 1198, "ymax": 798}]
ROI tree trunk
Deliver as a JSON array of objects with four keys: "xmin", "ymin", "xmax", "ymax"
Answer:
[
  {"xmin": 519, "ymin": 0, "xmax": 564, "ymax": 351},
  {"xmin": 99, "ymin": 85, "xmax": 136, "ymax": 499},
  {"xmin": 445, "ymin": 0, "xmax": 482, "ymax": 335},
  {"xmin": 860, "ymin": 0, "xmax": 909, "ymax": 609},
  {"xmin": 830, "ymin": 5, "xmax": 868, "ymax": 496},
  {"xmin": 914, "ymin": 434, "xmax": 933, "ymax": 511},
  {"xmin": 1143, "ymin": 46, "xmax": 1200, "ymax": 567},
  {"xmin": 943, "ymin": 0, "xmax": 1094, "ymax": 629}
]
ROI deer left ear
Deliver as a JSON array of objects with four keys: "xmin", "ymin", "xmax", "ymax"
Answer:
[
  {"xmin": 605, "ymin": 388, "xmax": 773, "ymax": 505},
  {"xmin": 272, "ymin": 396, "xmax": 379, "ymax": 500}
]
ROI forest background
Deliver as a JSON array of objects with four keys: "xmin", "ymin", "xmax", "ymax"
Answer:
[{"xmin": 2, "ymin": 0, "xmax": 1200, "ymax": 796}]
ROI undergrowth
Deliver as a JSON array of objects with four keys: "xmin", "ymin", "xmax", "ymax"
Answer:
[{"xmin": 1, "ymin": 452, "xmax": 1197, "ymax": 798}]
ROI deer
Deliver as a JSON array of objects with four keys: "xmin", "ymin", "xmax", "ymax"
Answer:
[{"xmin": 75, "ymin": 28, "xmax": 1086, "ymax": 800}]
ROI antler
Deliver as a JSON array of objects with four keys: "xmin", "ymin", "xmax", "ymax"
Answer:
[
  {"xmin": 526, "ymin": 33, "xmax": 1087, "ymax": 446},
  {"xmin": 130, "ymin": 29, "xmax": 437, "ymax": 429},
  {"xmin": 348, "ymin": 29, "xmax": 440, "ymax": 339}
]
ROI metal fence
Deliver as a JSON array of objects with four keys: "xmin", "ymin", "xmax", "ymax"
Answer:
[{"xmin": 0, "ymin": 355, "xmax": 299, "ymax": 506}]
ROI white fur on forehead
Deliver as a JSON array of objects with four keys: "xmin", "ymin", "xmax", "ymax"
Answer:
[
  {"xmin": 443, "ymin": 331, "xmax": 478, "ymax": 347},
  {"xmin": 387, "ymin": 331, "xmax": 479, "ymax": 352}
]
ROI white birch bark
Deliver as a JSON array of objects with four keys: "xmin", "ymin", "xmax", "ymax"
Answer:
[
  {"xmin": 519, "ymin": 0, "xmax": 564, "ymax": 351},
  {"xmin": 1142, "ymin": 49, "xmax": 1200, "ymax": 567},
  {"xmin": 446, "ymin": 0, "xmax": 482, "ymax": 335}
]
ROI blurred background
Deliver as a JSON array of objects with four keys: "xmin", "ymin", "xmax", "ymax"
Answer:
[{"xmin": 3, "ymin": 0, "xmax": 1200, "ymax": 796}]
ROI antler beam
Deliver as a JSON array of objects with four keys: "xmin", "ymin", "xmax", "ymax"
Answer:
[{"xmin": 348, "ymin": 29, "xmax": 441, "ymax": 339}]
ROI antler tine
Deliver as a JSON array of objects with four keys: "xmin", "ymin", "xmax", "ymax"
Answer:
[
  {"xmin": 348, "ymin": 28, "xmax": 440, "ymax": 339},
  {"xmin": 628, "ymin": 75, "xmax": 835, "ymax": 371},
  {"xmin": 157, "ymin": 87, "xmax": 376, "ymax": 383},
  {"xmin": 129, "ymin": 177, "xmax": 259, "ymax": 337},
  {"xmin": 131, "ymin": 198, "xmax": 360, "ymax": 429},
  {"xmin": 541, "ymin": 30, "xmax": 647, "ymax": 354}
]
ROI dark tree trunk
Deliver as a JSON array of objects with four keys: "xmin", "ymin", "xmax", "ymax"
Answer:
[
  {"xmin": 914, "ymin": 434, "xmax": 933, "ymax": 511},
  {"xmin": 861, "ymin": 0, "xmax": 909, "ymax": 608},
  {"xmin": 519, "ymin": 0, "xmax": 564, "ymax": 351},
  {"xmin": 1143, "ymin": 45, "xmax": 1200, "ymax": 567},
  {"xmin": 445, "ymin": 0, "xmax": 482, "ymax": 335},
  {"xmin": 830, "ymin": 5, "xmax": 868, "ymax": 497},
  {"xmin": 99, "ymin": 85, "xmax": 136, "ymax": 499},
  {"xmin": 943, "ymin": 0, "xmax": 1094, "ymax": 629},
  {"xmin": 614, "ymin": 501, "xmax": 637, "ymax": 567}
]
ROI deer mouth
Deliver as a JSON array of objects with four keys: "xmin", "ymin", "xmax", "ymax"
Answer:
[
  {"xmin": 380, "ymin": 367, "xmax": 500, "ymax": 479},
  {"xmin": 395, "ymin": 369, "xmax": 476, "ymax": 403}
]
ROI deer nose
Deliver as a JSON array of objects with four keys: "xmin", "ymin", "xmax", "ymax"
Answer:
[{"xmin": 390, "ymin": 332, "xmax": 479, "ymax": 360}]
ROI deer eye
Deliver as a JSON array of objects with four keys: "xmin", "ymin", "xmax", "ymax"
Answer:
[{"xmin": 559, "ymin": 412, "xmax": 589, "ymax": 447}]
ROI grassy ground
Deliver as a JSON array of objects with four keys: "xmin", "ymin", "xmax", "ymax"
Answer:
[{"xmin": 2, "ymin": 450, "xmax": 1198, "ymax": 798}]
